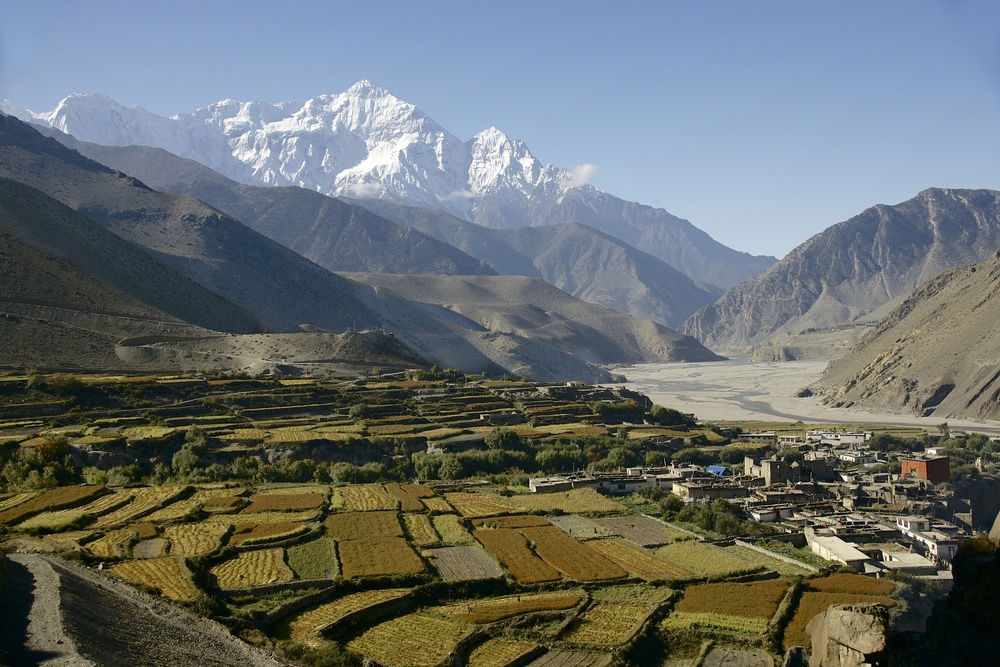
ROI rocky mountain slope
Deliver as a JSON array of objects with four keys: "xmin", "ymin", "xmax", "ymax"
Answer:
[
  {"xmin": 48, "ymin": 135, "xmax": 716, "ymax": 327},
  {"xmin": 50, "ymin": 137, "xmax": 493, "ymax": 277},
  {"xmin": 0, "ymin": 114, "xmax": 719, "ymax": 379},
  {"xmin": 812, "ymin": 249, "xmax": 1000, "ymax": 420},
  {"xmin": 351, "ymin": 198, "xmax": 723, "ymax": 328},
  {"xmin": 2, "ymin": 82, "xmax": 775, "ymax": 288},
  {"xmin": 341, "ymin": 273, "xmax": 724, "ymax": 374},
  {"xmin": 682, "ymin": 188, "xmax": 1000, "ymax": 357}
]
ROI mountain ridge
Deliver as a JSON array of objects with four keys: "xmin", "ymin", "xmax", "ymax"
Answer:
[
  {"xmin": 681, "ymin": 187, "xmax": 1000, "ymax": 357},
  {"xmin": 2, "ymin": 83, "xmax": 775, "ymax": 288}
]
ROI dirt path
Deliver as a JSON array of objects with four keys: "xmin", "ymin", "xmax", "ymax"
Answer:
[{"xmin": 0, "ymin": 553, "xmax": 284, "ymax": 667}]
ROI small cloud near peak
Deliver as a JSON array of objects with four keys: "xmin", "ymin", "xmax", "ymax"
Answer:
[{"xmin": 565, "ymin": 163, "xmax": 598, "ymax": 189}]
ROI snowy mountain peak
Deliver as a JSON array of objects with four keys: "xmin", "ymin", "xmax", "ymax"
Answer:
[{"xmin": 5, "ymin": 81, "xmax": 577, "ymax": 221}]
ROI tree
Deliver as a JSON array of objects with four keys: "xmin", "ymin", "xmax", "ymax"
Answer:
[{"xmin": 485, "ymin": 427, "xmax": 523, "ymax": 451}]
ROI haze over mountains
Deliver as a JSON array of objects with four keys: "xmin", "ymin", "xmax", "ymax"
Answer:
[
  {"xmin": 681, "ymin": 188, "xmax": 1000, "ymax": 358},
  {"xmin": 50, "ymin": 134, "xmax": 720, "ymax": 328},
  {"xmin": 1, "ymin": 81, "xmax": 775, "ymax": 290},
  {"xmin": 0, "ymin": 112, "xmax": 720, "ymax": 378}
]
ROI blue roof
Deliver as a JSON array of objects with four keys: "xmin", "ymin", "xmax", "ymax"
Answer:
[{"xmin": 706, "ymin": 465, "xmax": 729, "ymax": 476}]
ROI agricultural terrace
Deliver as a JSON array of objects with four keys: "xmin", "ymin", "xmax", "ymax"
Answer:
[
  {"xmin": 228, "ymin": 521, "xmax": 308, "ymax": 546},
  {"xmin": 336, "ymin": 484, "xmax": 400, "ymax": 511},
  {"xmin": 663, "ymin": 578, "xmax": 790, "ymax": 636},
  {"xmin": 163, "ymin": 522, "xmax": 231, "ymax": 557},
  {"xmin": 210, "ymin": 548, "xmax": 294, "ymax": 589},
  {"xmin": 805, "ymin": 573, "xmax": 896, "ymax": 595},
  {"xmin": 445, "ymin": 492, "xmax": 527, "ymax": 518},
  {"xmin": 244, "ymin": 492, "xmax": 326, "ymax": 512},
  {"xmin": 655, "ymin": 540, "xmax": 763, "ymax": 579},
  {"xmin": 436, "ymin": 590, "xmax": 585, "ymax": 623},
  {"xmin": 519, "ymin": 525, "xmax": 627, "ymax": 582},
  {"xmin": 337, "ymin": 536, "xmax": 426, "ymax": 579},
  {"xmin": 0, "ymin": 485, "xmax": 108, "ymax": 525},
  {"xmin": 286, "ymin": 536, "xmax": 338, "ymax": 579},
  {"xmin": 109, "ymin": 556, "xmax": 200, "ymax": 603},
  {"xmin": 562, "ymin": 602, "xmax": 654, "ymax": 646},
  {"xmin": 428, "ymin": 545, "xmax": 503, "ymax": 581},
  {"xmin": 545, "ymin": 514, "xmax": 618, "ymax": 540},
  {"xmin": 467, "ymin": 639, "xmax": 540, "ymax": 667},
  {"xmin": 471, "ymin": 514, "xmax": 551, "ymax": 529},
  {"xmin": 347, "ymin": 612, "xmax": 472, "ymax": 667},
  {"xmin": 474, "ymin": 528, "xmax": 561, "ymax": 584},
  {"xmin": 325, "ymin": 510, "xmax": 402, "ymax": 540},
  {"xmin": 513, "ymin": 488, "xmax": 627, "ymax": 514},
  {"xmin": 276, "ymin": 588, "xmax": 411, "ymax": 648},
  {"xmin": 402, "ymin": 513, "xmax": 440, "ymax": 546},
  {"xmin": 595, "ymin": 515, "xmax": 691, "ymax": 547},
  {"xmin": 586, "ymin": 538, "xmax": 696, "ymax": 582},
  {"xmin": 384, "ymin": 482, "xmax": 434, "ymax": 512},
  {"xmin": 433, "ymin": 513, "xmax": 476, "ymax": 546}
]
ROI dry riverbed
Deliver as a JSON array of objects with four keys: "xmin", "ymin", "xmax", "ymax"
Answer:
[{"xmin": 615, "ymin": 359, "xmax": 1000, "ymax": 434}]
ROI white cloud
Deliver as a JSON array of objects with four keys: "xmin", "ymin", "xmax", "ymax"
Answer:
[
  {"xmin": 565, "ymin": 163, "xmax": 599, "ymax": 189},
  {"xmin": 436, "ymin": 189, "xmax": 478, "ymax": 202},
  {"xmin": 348, "ymin": 182, "xmax": 382, "ymax": 197}
]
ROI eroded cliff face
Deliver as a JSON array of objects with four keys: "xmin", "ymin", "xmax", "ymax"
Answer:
[{"xmin": 806, "ymin": 603, "xmax": 890, "ymax": 667}]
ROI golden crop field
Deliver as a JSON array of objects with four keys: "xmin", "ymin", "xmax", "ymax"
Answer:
[
  {"xmin": 86, "ymin": 528, "xmax": 136, "ymax": 559},
  {"xmin": 590, "ymin": 584, "xmax": 672, "ymax": 605},
  {"xmin": 444, "ymin": 492, "xmax": 526, "ymax": 518},
  {"xmin": 347, "ymin": 612, "xmax": 471, "ymax": 667},
  {"xmin": 109, "ymin": 556, "xmax": 200, "ymax": 603},
  {"xmin": 783, "ymin": 592, "xmax": 897, "ymax": 650},
  {"xmin": 92, "ymin": 486, "xmax": 188, "ymax": 529},
  {"xmin": 519, "ymin": 525, "xmax": 627, "ymax": 583},
  {"xmin": 210, "ymin": 548, "xmax": 295, "ymax": 589},
  {"xmin": 277, "ymin": 588, "xmax": 411, "ymax": 648},
  {"xmin": 325, "ymin": 510, "xmax": 402, "ymax": 541},
  {"xmin": 655, "ymin": 541, "xmax": 762, "ymax": 578},
  {"xmin": 338, "ymin": 484, "xmax": 400, "ymax": 511},
  {"xmin": 164, "ymin": 522, "xmax": 231, "ymax": 558},
  {"xmin": 586, "ymin": 538, "xmax": 696, "ymax": 582},
  {"xmin": 467, "ymin": 639, "xmax": 540, "ymax": 667},
  {"xmin": 420, "ymin": 496, "xmax": 453, "ymax": 513},
  {"xmin": 253, "ymin": 485, "xmax": 325, "ymax": 496},
  {"xmin": 119, "ymin": 425, "xmax": 176, "ymax": 441},
  {"xmin": 517, "ymin": 488, "xmax": 628, "ymax": 514},
  {"xmin": 229, "ymin": 521, "xmax": 308, "ymax": 546},
  {"xmin": 676, "ymin": 579, "xmax": 789, "ymax": 619},
  {"xmin": 142, "ymin": 498, "xmax": 205, "ymax": 523},
  {"xmin": 805, "ymin": 573, "xmax": 896, "ymax": 595},
  {"xmin": 0, "ymin": 491, "xmax": 40, "ymax": 513},
  {"xmin": 561, "ymin": 603, "xmax": 652, "ymax": 646},
  {"xmin": 383, "ymin": 482, "xmax": 435, "ymax": 512},
  {"xmin": 661, "ymin": 611, "xmax": 770, "ymax": 636},
  {"xmin": 402, "ymin": 513, "xmax": 440, "ymax": 546},
  {"xmin": 473, "ymin": 528, "xmax": 560, "ymax": 584},
  {"xmin": 721, "ymin": 545, "xmax": 814, "ymax": 576},
  {"xmin": 244, "ymin": 493, "xmax": 326, "ymax": 513},
  {"xmin": 16, "ymin": 490, "xmax": 132, "ymax": 532},
  {"xmin": 437, "ymin": 590, "xmax": 584, "ymax": 624},
  {"xmin": 471, "ymin": 514, "xmax": 551, "ymax": 529},
  {"xmin": 433, "ymin": 514, "xmax": 475, "ymax": 546},
  {"xmin": 0, "ymin": 485, "xmax": 107, "ymax": 525},
  {"xmin": 338, "ymin": 536, "xmax": 426, "ymax": 579}
]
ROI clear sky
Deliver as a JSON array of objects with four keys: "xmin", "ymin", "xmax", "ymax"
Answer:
[{"xmin": 3, "ymin": 0, "xmax": 999, "ymax": 258}]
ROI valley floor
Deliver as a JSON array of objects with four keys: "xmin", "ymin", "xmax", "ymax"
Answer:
[{"xmin": 617, "ymin": 359, "xmax": 1000, "ymax": 434}]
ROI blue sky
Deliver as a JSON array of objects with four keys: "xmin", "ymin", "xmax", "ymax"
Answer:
[{"xmin": 3, "ymin": 1, "xmax": 999, "ymax": 258}]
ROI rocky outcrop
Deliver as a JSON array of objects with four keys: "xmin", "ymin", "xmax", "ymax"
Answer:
[
  {"xmin": 806, "ymin": 603, "xmax": 889, "ymax": 667},
  {"xmin": 682, "ymin": 188, "xmax": 1000, "ymax": 357}
]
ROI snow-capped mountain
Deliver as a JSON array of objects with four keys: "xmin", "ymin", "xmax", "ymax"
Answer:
[{"xmin": 2, "ymin": 81, "xmax": 775, "ymax": 287}]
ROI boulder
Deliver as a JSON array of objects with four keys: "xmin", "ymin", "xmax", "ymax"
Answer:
[{"xmin": 807, "ymin": 602, "xmax": 889, "ymax": 667}]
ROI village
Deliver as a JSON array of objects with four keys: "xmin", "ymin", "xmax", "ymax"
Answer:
[{"xmin": 529, "ymin": 427, "xmax": 990, "ymax": 589}]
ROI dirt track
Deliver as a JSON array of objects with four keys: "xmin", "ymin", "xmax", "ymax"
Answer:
[{"xmin": 0, "ymin": 552, "xmax": 283, "ymax": 667}]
